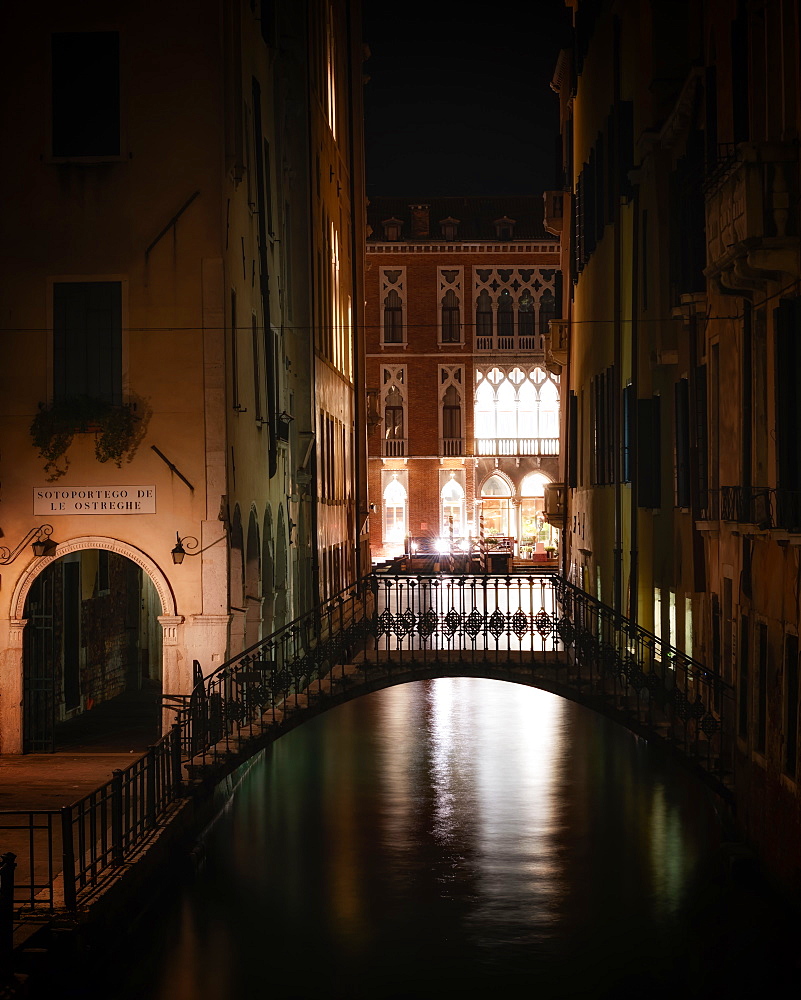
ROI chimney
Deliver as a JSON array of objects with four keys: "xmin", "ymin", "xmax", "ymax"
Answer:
[{"xmin": 409, "ymin": 204, "xmax": 430, "ymax": 238}]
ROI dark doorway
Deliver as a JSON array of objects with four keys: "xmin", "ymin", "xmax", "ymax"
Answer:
[{"xmin": 22, "ymin": 549, "xmax": 162, "ymax": 753}]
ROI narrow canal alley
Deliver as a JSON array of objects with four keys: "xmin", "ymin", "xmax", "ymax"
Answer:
[{"xmin": 60, "ymin": 678, "xmax": 800, "ymax": 1000}]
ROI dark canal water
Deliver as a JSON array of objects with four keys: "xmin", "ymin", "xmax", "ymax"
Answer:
[{"xmin": 86, "ymin": 678, "xmax": 798, "ymax": 999}]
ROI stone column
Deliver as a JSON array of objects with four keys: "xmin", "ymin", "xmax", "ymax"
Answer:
[{"xmin": 0, "ymin": 620, "xmax": 26, "ymax": 753}]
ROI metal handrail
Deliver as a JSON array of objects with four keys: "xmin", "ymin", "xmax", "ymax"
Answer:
[{"xmin": 1, "ymin": 571, "xmax": 735, "ymax": 923}]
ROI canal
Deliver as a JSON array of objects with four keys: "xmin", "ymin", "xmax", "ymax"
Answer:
[{"xmin": 83, "ymin": 678, "xmax": 797, "ymax": 999}]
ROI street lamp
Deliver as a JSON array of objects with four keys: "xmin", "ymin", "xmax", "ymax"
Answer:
[
  {"xmin": 0, "ymin": 525, "xmax": 56, "ymax": 564},
  {"xmin": 171, "ymin": 533, "xmax": 199, "ymax": 565}
]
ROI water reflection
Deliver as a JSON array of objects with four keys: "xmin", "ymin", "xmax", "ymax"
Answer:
[{"xmin": 88, "ymin": 678, "xmax": 786, "ymax": 1000}]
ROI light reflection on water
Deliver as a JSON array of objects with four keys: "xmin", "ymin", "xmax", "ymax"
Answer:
[{"xmin": 93, "ymin": 678, "xmax": 778, "ymax": 1000}]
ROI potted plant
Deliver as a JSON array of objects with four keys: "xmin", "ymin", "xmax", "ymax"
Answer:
[{"xmin": 30, "ymin": 394, "xmax": 143, "ymax": 481}]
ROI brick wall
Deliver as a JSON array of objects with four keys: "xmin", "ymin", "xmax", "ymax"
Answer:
[{"xmin": 365, "ymin": 240, "xmax": 561, "ymax": 559}]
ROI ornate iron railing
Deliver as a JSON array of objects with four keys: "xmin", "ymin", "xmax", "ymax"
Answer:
[
  {"xmin": 170, "ymin": 573, "xmax": 734, "ymax": 798},
  {"xmin": 1, "ymin": 572, "xmax": 735, "ymax": 925}
]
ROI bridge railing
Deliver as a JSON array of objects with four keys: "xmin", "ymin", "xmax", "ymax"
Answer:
[
  {"xmin": 169, "ymin": 571, "xmax": 734, "ymax": 794},
  {"xmin": 1, "ymin": 572, "xmax": 734, "ymax": 920},
  {"xmin": 167, "ymin": 577, "xmax": 375, "ymax": 767}
]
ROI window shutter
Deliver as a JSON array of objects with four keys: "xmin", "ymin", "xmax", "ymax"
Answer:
[
  {"xmin": 636, "ymin": 396, "xmax": 661, "ymax": 508},
  {"xmin": 675, "ymin": 379, "xmax": 690, "ymax": 507}
]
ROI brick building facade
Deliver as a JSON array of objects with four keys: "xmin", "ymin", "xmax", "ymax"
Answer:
[{"xmin": 365, "ymin": 198, "xmax": 562, "ymax": 566}]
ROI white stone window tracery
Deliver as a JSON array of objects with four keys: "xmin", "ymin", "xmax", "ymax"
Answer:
[
  {"xmin": 382, "ymin": 365, "xmax": 407, "ymax": 457},
  {"xmin": 473, "ymin": 268, "xmax": 558, "ymax": 352},
  {"xmin": 380, "ymin": 266, "xmax": 406, "ymax": 345},
  {"xmin": 437, "ymin": 267, "xmax": 463, "ymax": 345},
  {"xmin": 474, "ymin": 366, "xmax": 560, "ymax": 456},
  {"xmin": 439, "ymin": 365, "xmax": 463, "ymax": 456}
]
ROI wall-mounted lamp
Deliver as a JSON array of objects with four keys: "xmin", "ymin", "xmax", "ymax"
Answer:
[
  {"xmin": 171, "ymin": 532, "xmax": 199, "ymax": 565},
  {"xmin": 0, "ymin": 524, "xmax": 56, "ymax": 564}
]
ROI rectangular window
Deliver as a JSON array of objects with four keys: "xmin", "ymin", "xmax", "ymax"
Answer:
[
  {"xmin": 684, "ymin": 596, "xmax": 693, "ymax": 661},
  {"xmin": 775, "ymin": 300, "xmax": 801, "ymax": 527},
  {"xmin": 654, "ymin": 588, "xmax": 662, "ymax": 643},
  {"xmin": 636, "ymin": 396, "xmax": 661, "ymax": 508},
  {"xmin": 53, "ymin": 281, "xmax": 122, "ymax": 403},
  {"xmin": 568, "ymin": 392, "xmax": 578, "ymax": 488},
  {"xmin": 756, "ymin": 622, "xmax": 768, "ymax": 753},
  {"xmin": 385, "ymin": 406, "xmax": 404, "ymax": 440},
  {"xmin": 252, "ymin": 315, "xmax": 262, "ymax": 422},
  {"xmin": 738, "ymin": 614, "xmax": 749, "ymax": 740},
  {"xmin": 674, "ymin": 378, "xmax": 690, "ymax": 507},
  {"xmin": 441, "ymin": 297, "xmax": 461, "ymax": 343},
  {"xmin": 694, "ymin": 364, "xmax": 709, "ymax": 511},
  {"xmin": 785, "ymin": 634, "xmax": 799, "ymax": 779},
  {"xmin": 52, "ymin": 32, "xmax": 120, "ymax": 157},
  {"xmin": 442, "ymin": 405, "xmax": 461, "ymax": 440}
]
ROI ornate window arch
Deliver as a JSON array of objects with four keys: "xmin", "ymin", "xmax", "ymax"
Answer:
[
  {"xmin": 381, "ymin": 365, "xmax": 406, "ymax": 457},
  {"xmin": 380, "ymin": 267, "xmax": 406, "ymax": 344},
  {"xmin": 438, "ymin": 267, "xmax": 463, "ymax": 344},
  {"xmin": 439, "ymin": 365, "xmax": 463, "ymax": 456},
  {"xmin": 440, "ymin": 475, "xmax": 465, "ymax": 538},
  {"xmin": 474, "ymin": 366, "xmax": 560, "ymax": 455},
  {"xmin": 382, "ymin": 475, "xmax": 407, "ymax": 546},
  {"xmin": 473, "ymin": 268, "xmax": 559, "ymax": 351}
]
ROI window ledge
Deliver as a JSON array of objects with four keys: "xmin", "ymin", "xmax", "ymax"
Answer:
[{"xmin": 46, "ymin": 154, "xmax": 128, "ymax": 165}]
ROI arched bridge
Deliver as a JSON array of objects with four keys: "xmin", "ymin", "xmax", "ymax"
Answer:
[{"xmin": 169, "ymin": 573, "xmax": 735, "ymax": 801}]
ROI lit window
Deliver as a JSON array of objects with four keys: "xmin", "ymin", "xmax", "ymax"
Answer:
[
  {"xmin": 383, "ymin": 477, "xmax": 407, "ymax": 545},
  {"xmin": 441, "ymin": 477, "xmax": 465, "ymax": 537}
]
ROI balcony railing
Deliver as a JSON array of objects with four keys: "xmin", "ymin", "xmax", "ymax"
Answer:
[
  {"xmin": 440, "ymin": 438, "xmax": 464, "ymax": 457},
  {"xmin": 382, "ymin": 438, "xmax": 407, "ymax": 458},
  {"xmin": 476, "ymin": 334, "xmax": 546, "ymax": 353},
  {"xmin": 697, "ymin": 487, "xmax": 801, "ymax": 532},
  {"xmin": 475, "ymin": 437, "xmax": 559, "ymax": 457},
  {"xmin": 705, "ymin": 140, "xmax": 799, "ymax": 273}
]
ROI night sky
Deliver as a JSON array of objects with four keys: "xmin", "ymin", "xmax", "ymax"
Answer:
[{"xmin": 362, "ymin": 1, "xmax": 572, "ymax": 198}]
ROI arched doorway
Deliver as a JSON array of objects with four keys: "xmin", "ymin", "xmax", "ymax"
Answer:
[
  {"xmin": 480, "ymin": 474, "xmax": 513, "ymax": 538},
  {"xmin": 519, "ymin": 472, "xmax": 557, "ymax": 560},
  {"xmin": 21, "ymin": 548, "xmax": 163, "ymax": 753}
]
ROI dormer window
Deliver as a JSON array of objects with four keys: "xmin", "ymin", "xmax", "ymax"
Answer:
[
  {"xmin": 382, "ymin": 217, "xmax": 403, "ymax": 241},
  {"xmin": 494, "ymin": 216, "xmax": 516, "ymax": 240},
  {"xmin": 439, "ymin": 216, "xmax": 460, "ymax": 240}
]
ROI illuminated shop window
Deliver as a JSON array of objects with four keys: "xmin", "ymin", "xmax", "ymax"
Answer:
[
  {"xmin": 480, "ymin": 474, "xmax": 512, "ymax": 537},
  {"xmin": 441, "ymin": 476, "xmax": 465, "ymax": 537},
  {"xmin": 383, "ymin": 477, "xmax": 407, "ymax": 545}
]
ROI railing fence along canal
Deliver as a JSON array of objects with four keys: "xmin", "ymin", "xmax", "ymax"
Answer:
[{"xmin": 1, "ymin": 572, "xmax": 734, "ymax": 940}]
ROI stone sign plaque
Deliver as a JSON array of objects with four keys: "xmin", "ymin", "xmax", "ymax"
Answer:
[{"xmin": 34, "ymin": 486, "xmax": 157, "ymax": 515}]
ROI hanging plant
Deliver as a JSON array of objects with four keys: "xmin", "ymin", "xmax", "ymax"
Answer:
[{"xmin": 30, "ymin": 395, "xmax": 140, "ymax": 481}]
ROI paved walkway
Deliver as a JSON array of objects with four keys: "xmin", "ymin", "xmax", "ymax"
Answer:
[
  {"xmin": 1, "ymin": 683, "xmax": 161, "ymax": 809},
  {"xmin": 0, "ymin": 686, "xmax": 163, "ymax": 937}
]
